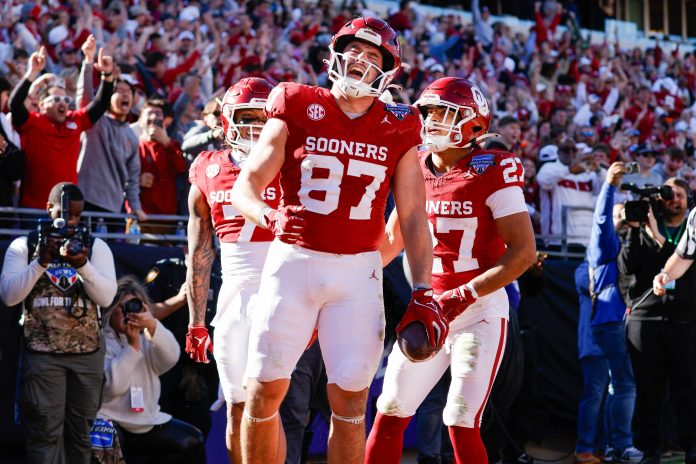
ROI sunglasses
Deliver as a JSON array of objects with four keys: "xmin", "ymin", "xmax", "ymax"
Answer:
[{"xmin": 43, "ymin": 95, "xmax": 73, "ymax": 106}]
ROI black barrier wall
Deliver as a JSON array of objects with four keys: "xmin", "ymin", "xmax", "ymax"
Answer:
[{"xmin": 514, "ymin": 258, "xmax": 585, "ymax": 444}]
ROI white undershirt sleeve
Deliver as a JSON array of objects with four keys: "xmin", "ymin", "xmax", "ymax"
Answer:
[
  {"xmin": 0, "ymin": 237, "xmax": 46, "ymax": 307},
  {"xmin": 0, "ymin": 237, "xmax": 117, "ymax": 308},
  {"xmin": 485, "ymin": 186, "xmax": 529, "ymax": 219}
]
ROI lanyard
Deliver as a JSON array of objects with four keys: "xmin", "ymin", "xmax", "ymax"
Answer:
[{"xmin": 662, "ymin": 220, "xmax": 686, "ymax": 245}]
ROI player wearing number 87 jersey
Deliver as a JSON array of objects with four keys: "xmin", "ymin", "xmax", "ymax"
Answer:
[
  {"xmin": 366, "ymin": 77, "xmax": 537, "ymax": 464},
  {"xmin": 185, "ymin": 77, "xmax": 278, "ymax": 463},
  {"xmin": 230, "ymin": 16, "xmax": 436, "ymax": 464}
]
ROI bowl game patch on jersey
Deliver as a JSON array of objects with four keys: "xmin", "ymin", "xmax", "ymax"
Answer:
[
  {"xmin": 384, "ymin": 103, "xmax": 411, "ymax": 120},
  {"xmin": 469, "ymin": 154, "xmax": 496, "ymax": 174}
]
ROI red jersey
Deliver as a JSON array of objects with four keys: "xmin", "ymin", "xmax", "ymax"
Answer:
[
  {"xmin": 421, "ymin": 149, "xmax": 526, "ymax": 294},
  {"xmin": 266, "ymin": 82, "xmax": 421, "ymax": 254},
  {"xmin": 189, "ymin": 150, "xmax": 280, "ymax": 243},
  {"xmin": 17, "ymin": 109, "xmax": 92, "ymax": 208},
  {"xmin": 136, "ymin": 139, "xmax": 187, "ymax": 215}
]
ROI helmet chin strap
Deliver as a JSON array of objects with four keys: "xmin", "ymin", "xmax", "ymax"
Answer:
[
  {"xmin": 460, "ymin": 132, "xmax": 500, "ymax": 149},
  {"xmin": 337, "ymin": 78, "xmax": 369, "ymax": 98},
  {"xmin": 427, "ymin": 132, "xmax": 500, "ymax": 153}
]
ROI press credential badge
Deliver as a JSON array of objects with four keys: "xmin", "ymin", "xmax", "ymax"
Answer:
[{"xmin": 130, "ymin": 387, "xmax": 144, "ymax": 413}]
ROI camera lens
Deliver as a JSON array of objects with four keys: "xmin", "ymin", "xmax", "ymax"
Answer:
[
  {"xmin": 65, "ymin": 237, "xmax": 83, "ymax": 255},
  {"xmin": 123, "ymin": 298, "xmax": 144, "ymax": 315}
]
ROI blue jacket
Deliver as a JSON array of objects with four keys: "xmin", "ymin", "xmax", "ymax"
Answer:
[
  {"xmin": 575, "ymin": 261, "xmax": 603, "ymax": 358},
  {"xmin": 587, "ymin": 183, "xmax": 626, "ymax": 325}
]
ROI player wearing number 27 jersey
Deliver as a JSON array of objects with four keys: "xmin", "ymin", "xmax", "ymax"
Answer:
[
  {"xmin": 231, "ymin": 17, "xmax": 438, "ymax": 464},
  {"xmin": 184, "ymin": 77, "xmax": 277, "ymax": 463},
  {"xmin": 366, "ymin": 77, "xmax": 536, "ymax": 464}
]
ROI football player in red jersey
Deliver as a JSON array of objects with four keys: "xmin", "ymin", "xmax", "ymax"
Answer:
[
  {"xmin": 365, "ymin": 77, "xmax": 536, "ymax": 464},
  {"xmin": 230, "ymin": 17, "xmax": 443, "ymax": 464},
  {"xmin": 184, "ymin": 77, "xmax": 277, "ymax": 463}
]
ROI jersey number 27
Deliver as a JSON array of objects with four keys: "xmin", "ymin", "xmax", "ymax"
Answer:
[{"xmin": 429, "ymin": 218, "xmax": 480, "ymax": 274}]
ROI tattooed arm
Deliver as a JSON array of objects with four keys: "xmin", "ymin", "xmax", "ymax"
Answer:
[{"xmin": 186, "ymin": 185, "xmax": 215, "ymax": 327}]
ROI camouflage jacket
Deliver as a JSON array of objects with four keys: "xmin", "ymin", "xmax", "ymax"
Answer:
[{"xmin": 23, "ymin": 247, "xmax": 100, "ymax": 354}]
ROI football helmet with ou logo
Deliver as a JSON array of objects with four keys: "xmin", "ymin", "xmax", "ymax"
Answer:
[
  {"xmin": 414, "ymin": 77, "xmax": 497, "ymax": 152},
  {"xmin": 220, "ymin": 77, "xmax": 274, "ymax": 153},
  {"xmin": 327, "ymin": 17, "xmax": 402, "ymax": 98}
]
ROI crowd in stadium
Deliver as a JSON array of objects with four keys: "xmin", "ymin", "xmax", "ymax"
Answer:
[{"xmin": 1, "ymin": 0, "xmax": 696, "ymax": 463}]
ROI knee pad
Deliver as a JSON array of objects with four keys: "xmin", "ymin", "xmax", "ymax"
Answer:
[
  {"xmin": 443, "ymin": 394, "xmax": 478, "ymax": 428},
  {"xmin": 330, "ymin": 359, "xmax": 373, "ymax": 392},
  {"xmin": 376, "ymin": 394, "xmax": 414, "ymax": 418}
]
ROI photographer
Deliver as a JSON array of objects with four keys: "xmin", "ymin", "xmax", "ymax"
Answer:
[
  {"xmin": 0, "ymin": 182, "xmax": 116, "ymax": 464},
  {"xmin": 97, "ymin": 276, "xmax": 205, "ymax": 463},
  {"xmin": 574, "ymin": 161, "xmax": 641, "ymax": 463},
  {"xmin": 618, "ymin": 176, "xmax": 694, "ymax": 463}
]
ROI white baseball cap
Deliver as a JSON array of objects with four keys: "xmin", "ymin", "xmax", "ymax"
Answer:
[
  {"xmin": 178, "ymin": 30, "xmax": 195, "ymax": 42},
  {"xmin": 539, "ymin": 144, "xmax": 558, "ymax": 163}
]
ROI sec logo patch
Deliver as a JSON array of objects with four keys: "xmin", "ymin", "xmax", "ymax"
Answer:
[
  {"xmin": 307, "ymin": 103, "xmax": 325, "ymax": 121},
  {"xmin": 206, "ymin": 163, "xmax": 220, "ymax": 178}
]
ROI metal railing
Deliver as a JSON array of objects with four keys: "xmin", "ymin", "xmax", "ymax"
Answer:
[
  {"xmin": 0, "ymin": 204, "xmax": 599, "ymax": 257},
  {"xmin": 533, "ymin": 205, "xmax": 595, "ymax": 260},
  {"xmin": 0, "ymin": 207, "xmax": 189, "ymax": 244}
]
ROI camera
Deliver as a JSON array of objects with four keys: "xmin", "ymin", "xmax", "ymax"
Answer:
[
  {"xmin": 37, "ymin": 186, "xmax": 90, "ymax": 259},
  {"xmin": 625, "ymin": 162, "xmax": 639, "ymax": 175},
  {"xmin": 620, "ymin": 183, "xmax": 674, "ymax": 223},
  {"xmin": 122, "ymin": 298, "xmax": 144, "ymax": 317},
  {"xmin": 37, "ymin": 218, "xmax": 90, "ymax": 256}
]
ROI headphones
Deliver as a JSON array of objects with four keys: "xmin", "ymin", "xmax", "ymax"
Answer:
[{"xmin": 667, "ymin": 178, "xmax": 695, "ymax": 209}]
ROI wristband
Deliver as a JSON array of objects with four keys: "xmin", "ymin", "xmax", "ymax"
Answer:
[
  {"xmin": 462, "ymin": 283, "xmax": 478, "ymax": 299},
  {"xmin": 258, "ymin": 207, "xmax": 273, "ymax": 229},
  {"xmin": 100, "ymin": 72, "xmax": 113, "ymax": 77}
]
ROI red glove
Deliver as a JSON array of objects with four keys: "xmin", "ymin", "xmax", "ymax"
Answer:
[
  {"xmin": 263, "ymin": 206, "xmax": 306, "ymax": 244},
  {"xmin": 186, "ymin": 326, "xmax": 214, "ymax": 363},
  {"xmin": 437, "ymin": 283, "xmax": 478, "ymax": 322},
  {"xmin": 396, "ymin": 288, "xmax": 449, "ymax": 351}
]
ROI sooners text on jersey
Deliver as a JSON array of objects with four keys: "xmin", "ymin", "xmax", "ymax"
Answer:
[
  {"xmin": 265, "ymin": 82, "xmax": 422, "ymax": 254},
  {"xmin": 189, "ymin": 150, "xmax": 281, "ymax": 243},
  {"xmin": 420, "ymin": 149, "xmax": 525, "ymax": 293}
]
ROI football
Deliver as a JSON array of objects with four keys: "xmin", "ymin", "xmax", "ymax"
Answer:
[{"xmin": 397, "ymin": 321, "xmax": 440, "ymax": 362}]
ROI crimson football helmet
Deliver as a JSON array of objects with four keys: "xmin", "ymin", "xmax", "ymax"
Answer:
[
  {"xmin": 414, "ymin": 77, "xmax": 497, "ymax": 152},
  {"xmin": 220, "ymin": 77, "xmax": 274, "ymax": 153},
  {"xmin": 327, "ymin": 17, "xmax": 402, "ymax": 98}
]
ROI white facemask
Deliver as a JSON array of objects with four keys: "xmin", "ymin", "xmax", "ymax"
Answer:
[{"xmin": 326, "ymin": 46, "xmax": 396, "ymax": 99}]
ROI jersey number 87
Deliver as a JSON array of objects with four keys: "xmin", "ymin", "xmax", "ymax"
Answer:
[{"xmin": 298, "ymin": 154, "xmax": 387, "ymax": 220}]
